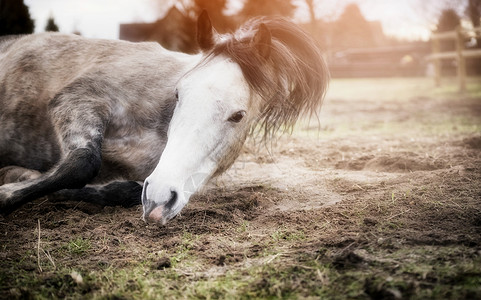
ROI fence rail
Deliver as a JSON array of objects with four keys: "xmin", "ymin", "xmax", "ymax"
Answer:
[{"xmin": 428, "ymin": 26, "xmax": 481, "ymax": 92}]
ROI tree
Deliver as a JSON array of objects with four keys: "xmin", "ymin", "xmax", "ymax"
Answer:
[
  {"xmin": 467, "ymin": 0, "xmax": 481, "ymax": 48},
  {"xmin": 45, "ymin": 16, "xmax": 59, "ymax": 32},
  {"xmin": 467, "ymin": 0, "xmax": 481, "ymax": 27},
  {"xmin": 305, "ymin": 0, "xmax": 318, "ymax": 33},
  {"xmin": 0, "ymin": 0, "xmax": 35, "ymax": 36},
  {"xmin": 436, "ymin": 9, "xmax": 461, "ymax": 52},
  {"xmin": 332, "ymin": 3, "xmax": 375, "ymax": 49},
  {"xmin": 466, "ymin": 0, "xmax": 481, "ymax": 74},
  {"xmin": 436, "ymin": 9, "xmax": 461, "ymax": 32},
  {"xmin": 240, "ymin": 0, "xmax": 296, "ymax": 19}
]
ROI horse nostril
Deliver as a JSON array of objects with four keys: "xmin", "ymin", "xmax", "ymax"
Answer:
[
  {"xmin": 142, "ymin": 181, "xmax": 149, "ymax": 204},
  {"xmin": 165, "ymin": 190, "xmax": 177, "ymax": 210}
]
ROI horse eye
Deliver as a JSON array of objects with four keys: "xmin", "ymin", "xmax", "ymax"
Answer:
[
  {"xmin": 175, "ymin": 89, "xmax": 179, "ymax": 101},
  {"xmin": 228, "ymin": 110, "xmax": 246, "ymax": 123}
]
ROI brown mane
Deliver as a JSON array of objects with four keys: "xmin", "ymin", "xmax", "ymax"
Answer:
[{"xmin": 206, "ymin": 17, "xmax": 330, "ymax": 139}]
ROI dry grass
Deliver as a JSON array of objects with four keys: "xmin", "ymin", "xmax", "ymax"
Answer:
[{"xmin": 1, "ymin": 77, "xmax": 480, "ymax": 299}]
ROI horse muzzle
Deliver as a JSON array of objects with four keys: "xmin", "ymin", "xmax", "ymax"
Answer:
[{"xmin": 141, "ymin": 181, "xmax": 183, "ymax": 224}]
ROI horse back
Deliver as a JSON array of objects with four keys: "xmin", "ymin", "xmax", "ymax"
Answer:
[
  {"xmin": 1, "ymin": 33, "xmax": 162, "ymax": 106},
  {"xmin": 0, "ymin": 33, "xmax": 183, "ymax": 177}
]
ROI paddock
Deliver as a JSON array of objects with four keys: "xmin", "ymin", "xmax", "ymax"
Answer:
[{"xmin": 1, "ymin": 76, "xmax": 480, "ymax": 299}]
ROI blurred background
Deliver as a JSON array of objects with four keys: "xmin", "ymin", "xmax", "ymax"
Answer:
[
  {"xmin": 1, "ymin": 5, "xmax": 480, "ymax": 298},
  {"xmin": 1, "ymin": 0, "xmax": 480, "ymax": 80}
]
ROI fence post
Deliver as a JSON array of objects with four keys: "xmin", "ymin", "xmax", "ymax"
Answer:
[
  {"xmin": 432, "ymin": 36, "xmax": 441, "ymax": 87},
  {"xmin": 456, "ymin": 26, "xmax": 467, "ymax": 92}
]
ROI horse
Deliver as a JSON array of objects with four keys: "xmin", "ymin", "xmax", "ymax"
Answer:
[{"xmin": 0, "ymin": 12, "xmax": 329, "ymax": 224}]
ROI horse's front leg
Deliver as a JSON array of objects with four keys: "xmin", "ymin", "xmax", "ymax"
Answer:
[
  {"xmin": 49, "ymin": 181, "xmax": 143, "ymax": 208},
  {"xmin": 0, "ymin": 93, "xmax": 109, "ymax": 215}
]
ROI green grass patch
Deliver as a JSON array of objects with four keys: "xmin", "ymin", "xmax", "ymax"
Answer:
[
  {"xmin": 64, "ymin": 237, "xmax": 92, "ymax": 256},
  {"xmin": 1, "ymin": 245, "xmax": 480, "ymax": 299}
]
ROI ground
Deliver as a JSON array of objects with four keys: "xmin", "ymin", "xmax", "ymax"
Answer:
[{"xmin": 1, "ymin": 77, "xmax": 480, "ymax": 299}]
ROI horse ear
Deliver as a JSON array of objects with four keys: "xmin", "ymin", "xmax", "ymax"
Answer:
[
  {"xmin": 197, "ymin": 10, "xmax": 215, "ymax": 51},
  {"xmin": 252, "ymin": 23, "xmax": 271, "ymax": 60}
]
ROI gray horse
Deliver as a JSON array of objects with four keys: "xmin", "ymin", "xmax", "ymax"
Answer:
[{"xmin": 0, "ymin": 12, "xmax": 328, "ymax": 224}]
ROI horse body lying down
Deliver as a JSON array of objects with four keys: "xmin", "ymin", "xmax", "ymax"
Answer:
[{"xmin": 0, "ymin": 13, "xmax": 328, "ymax": 224}]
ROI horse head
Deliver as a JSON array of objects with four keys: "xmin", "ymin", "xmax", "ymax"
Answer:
[{"xmin": 142, "ymin": 11, "xmax": 329, "ymax": 224}]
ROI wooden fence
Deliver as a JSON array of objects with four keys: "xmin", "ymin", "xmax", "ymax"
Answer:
[{"xmin": 429, "ymin": 26, "xmax": 481, "ymax": 92}]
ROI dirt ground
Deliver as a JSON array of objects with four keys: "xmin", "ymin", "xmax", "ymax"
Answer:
[{"xmin": 1, "ymin": 77, "xmax": 480, "ymax": 299}]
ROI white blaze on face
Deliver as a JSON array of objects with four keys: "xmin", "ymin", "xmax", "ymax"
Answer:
[{"xmin": 142, "ymin": 56, "xmax": 254, "ymax": 223}]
